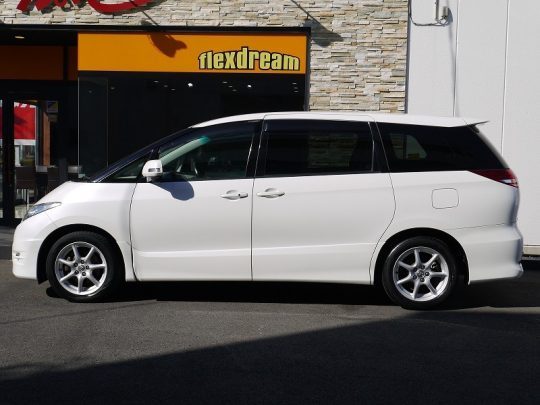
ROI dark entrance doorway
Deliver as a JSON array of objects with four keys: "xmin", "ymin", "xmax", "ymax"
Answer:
[{"xmin": 0, "ymin": 83, "xmax": 78, "ymax": 225}]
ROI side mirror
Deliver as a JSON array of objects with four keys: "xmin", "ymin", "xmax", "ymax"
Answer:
[{"xmin": 141, "ymin": 159, "xmax": 163, "ymax": 181}]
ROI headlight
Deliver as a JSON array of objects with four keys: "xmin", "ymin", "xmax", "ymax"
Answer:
[{"xmin": 23, "ymin": 202, "xmax": 62, "ymax": 221}]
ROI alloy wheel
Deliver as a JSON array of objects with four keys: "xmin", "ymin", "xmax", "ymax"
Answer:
[
  {"xmin": 54, "ymin": 242, "xmax": 108, "ymax": 296},
  {"xmin": 392, "ymin": 246, "xmax": 450, "ymax": 302}
]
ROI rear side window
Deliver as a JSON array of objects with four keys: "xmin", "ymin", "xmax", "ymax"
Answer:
[
  {"xmin": 262, "ymin": 120, "xmax": 375, "ymax": 177},
  {"xmin": 378, "ymin": 123, "xmax": 507, "ymax": 172}
]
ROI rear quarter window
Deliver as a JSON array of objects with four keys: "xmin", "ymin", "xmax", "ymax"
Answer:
[{"xmin": 377, "ymin": 123, "xmax": 507, "ymax": 172}]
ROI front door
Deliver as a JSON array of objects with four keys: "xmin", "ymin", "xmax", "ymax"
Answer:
[
  {"xmin": 130, "ymin": 121, "xmax": 260, "ymax": 280},
  {"xmin": 252, "ymin": 118, "xmax": 395, "ymax": 284}
]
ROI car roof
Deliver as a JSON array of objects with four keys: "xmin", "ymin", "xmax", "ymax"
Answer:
[{"xmin": 191, "ymin": 112, "xmax": 488, "ymax": 128}]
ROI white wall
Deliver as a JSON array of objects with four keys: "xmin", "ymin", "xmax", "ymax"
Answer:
[
  {"xmin": 407, "ymin": 0, "xmax": 540, "ymax": 251},
  {"xmin": 502, "ymin": 0, "xmax": 540, "ymax": 253}
]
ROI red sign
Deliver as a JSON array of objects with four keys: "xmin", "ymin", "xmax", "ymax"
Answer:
[
  {"xmin": 17, "ymin": 0, "xmax": 152, "ymax": 13},
  {"xmin": 0, "ymin": 103, "xmax": 37, "ymax": 142}
]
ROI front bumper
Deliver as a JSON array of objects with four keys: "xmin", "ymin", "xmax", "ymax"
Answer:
[{"xmin": 12, "ymin": 213, "xmax": 57, "ymax": 281}]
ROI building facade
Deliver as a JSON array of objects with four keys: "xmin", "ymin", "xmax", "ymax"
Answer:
[{"xmin": 0, "ymin": 0, "xmax": 408, "ymax": 112}]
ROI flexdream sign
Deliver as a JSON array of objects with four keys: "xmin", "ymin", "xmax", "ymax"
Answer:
[
  {"xmin": 78, "ymin": 33, "xmax": 307, "ymax": 75},
  {"xmin": 198, "ymin": 47, "xmax": 300, "ymax": 72}
]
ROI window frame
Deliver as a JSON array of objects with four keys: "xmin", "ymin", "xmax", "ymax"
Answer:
[{"xmin": 255, "ymin": 118, "xmax": 383, "ymax": 178}]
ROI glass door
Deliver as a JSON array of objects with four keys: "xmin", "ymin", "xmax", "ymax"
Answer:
[{"xmin": 0, "ymin": 97, "xmax": 59, "ymax": 224}]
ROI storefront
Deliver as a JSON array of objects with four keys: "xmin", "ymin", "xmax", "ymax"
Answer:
[
  {"xmin": 0, "ymin": 1, "xmax": 408, "ymax": 225},
  {"xmin": 0, "ymin": 26, "xmax": 309, "ymax": 224}
]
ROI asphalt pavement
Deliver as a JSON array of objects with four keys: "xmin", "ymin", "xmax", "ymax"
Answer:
[{"xmin": 0, "ymin": 260, "xmax": 539, "ymax": 405}]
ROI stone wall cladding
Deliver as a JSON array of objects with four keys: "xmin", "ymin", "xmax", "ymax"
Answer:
[{"xmin": 0, "ymin": 0, "xmax": 408, "ymax": 112}]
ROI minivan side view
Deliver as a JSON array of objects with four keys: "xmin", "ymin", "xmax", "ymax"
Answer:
[{"xmin": 12, "ymin": 112, "xmax": 523, "ymax": 309}]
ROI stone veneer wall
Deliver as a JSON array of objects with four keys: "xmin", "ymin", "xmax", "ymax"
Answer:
[{"xmin": 0, "ymin": 0, "xmax": 408, "ymax": 112}]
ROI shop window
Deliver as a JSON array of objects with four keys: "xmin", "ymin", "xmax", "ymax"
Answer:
[{"xmin": 78, "ymin": 72, "xmax": 305, "ymax": 177}]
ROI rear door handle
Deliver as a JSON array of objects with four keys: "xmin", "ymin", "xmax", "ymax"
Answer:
[
  {"xmin": 256, "ymin": 188, "xmax": 285, "ymax": 198},
  {"xmin": 220, "ymin": 191, "xmax": 248, "ymax": 200}
]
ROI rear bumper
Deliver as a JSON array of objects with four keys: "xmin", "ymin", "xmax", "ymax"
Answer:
[{"xmin": 448, "ymin": 224, "xmax": 523, "ymax": 284}]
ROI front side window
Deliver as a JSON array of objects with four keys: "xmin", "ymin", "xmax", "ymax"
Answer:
[
  {"xmin": 157, "ymin": 121, "xmax": 258, "ymax": 182},
  {"xmin": 262, "ymin": 120, "xmax": 374, "ymax": 177},
  {"xmin": 106, "ymin": 154, "xmax": 150, "ymax": 183}
]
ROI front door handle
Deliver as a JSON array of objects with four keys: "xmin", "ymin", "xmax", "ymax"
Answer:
[
  {"xmin": 220, "ymin": 190, "xmax": 248, "ymax": 200},
  {"xmin": 256, "ymin": 188, "xmax": 285, "ymax": 198}
]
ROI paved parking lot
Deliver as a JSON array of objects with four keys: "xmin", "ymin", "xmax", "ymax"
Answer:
[{"xmin": 1, "ymin": 260, "xmax": 539, "ymax": 405}]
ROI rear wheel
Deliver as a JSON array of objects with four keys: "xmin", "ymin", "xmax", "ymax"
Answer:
[
  {"xmin": 46, "ymin": 231, "xmax": 122, "ymax": 302},
  {"xmin": 381, "ymin": 236, "xmax": 457, "ymax": 309}
]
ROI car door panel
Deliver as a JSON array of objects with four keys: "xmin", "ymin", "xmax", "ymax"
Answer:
[
  {"xmin": 251, "ymin": 119, "xmax": 395, "ymax": 283},
  {"xmin": 252, "ymin": 174, "xmax": 394, "ymax": 283},
  {"xmin": 130, "ymin": 121, "xmax": 258, "ymax": 281},
  {"xmin": 131, "ymin": 179, "xmax": 253, "ymax": 280}
]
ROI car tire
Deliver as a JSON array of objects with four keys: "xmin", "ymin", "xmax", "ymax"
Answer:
[
  {"xmin": 381, "ymin": 236, "xmax": 458, "ymax": 310},
  {"xmin": 46, "ymin": 231, "xmax": 122, "ymax": 303}
]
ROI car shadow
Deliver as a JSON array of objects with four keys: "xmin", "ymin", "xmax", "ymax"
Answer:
[
  {"xmin": 45, "ymin": 263, "xmax": 540, "ymax": 310},
  {"xmin": 111, "ymin": 281, "xmax": 394, "ymax": 306},
  {"xmin": 63, "ymin": 272, "xmax": 540, "ymax": 310}
]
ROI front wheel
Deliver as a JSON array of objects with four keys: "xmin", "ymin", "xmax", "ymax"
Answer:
[
  {"xmin": 381, "ymin": 237, "xmax": 458, "ymax": 309},
  {"xmin": 46, "ymin": 231, "xmax": 122, "ymax": 302}
]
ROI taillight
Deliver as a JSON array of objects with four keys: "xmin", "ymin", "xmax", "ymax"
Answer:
[{"xmin": 470, "ymin": 169, "xmax": 519, "ymax": 188}]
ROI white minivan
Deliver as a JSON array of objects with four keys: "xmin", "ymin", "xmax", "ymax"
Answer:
[{"xmin": 12, "ymin": 112, "xmax": 523, "ymax": 309}]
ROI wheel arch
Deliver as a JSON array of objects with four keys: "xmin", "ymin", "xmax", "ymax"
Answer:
[
  {"xmin": 37, "ymin": 224, "xmax": 126, "ymax": 284},
  {"xmin": 373, "ymin": 228, "xmax": 469, "ymax": 286}
]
